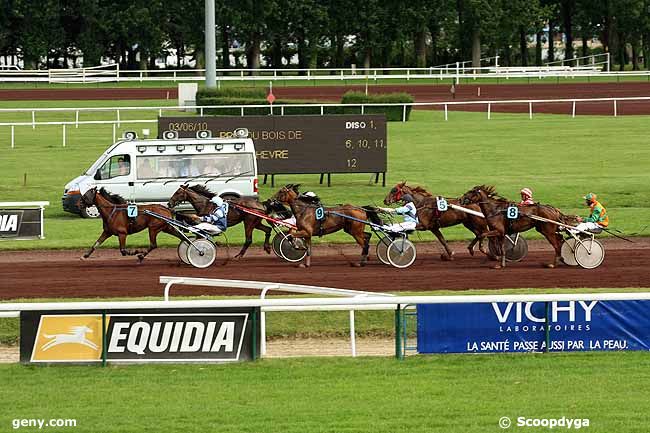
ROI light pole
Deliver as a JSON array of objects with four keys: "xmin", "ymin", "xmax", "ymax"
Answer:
[{"xmin": 205, "ymin": 0, "xmax": 217, "ymax": 88}]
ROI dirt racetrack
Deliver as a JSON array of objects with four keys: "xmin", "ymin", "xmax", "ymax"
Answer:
[
  {"xmin": 3, "ymin": 82, "xmax": 650, "ymax": 115},
  {"xmin": 1, "ymin": 238, "xmax": 648, "ymax": 300}
]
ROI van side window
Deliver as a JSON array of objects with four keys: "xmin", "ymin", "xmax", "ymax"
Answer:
[
  {"xmin": 98, "ymin": 155, "xmax": 130, "ymax": 179},
  {"xmin": 136, "ymin": 154, "xmax": 254, "ymax": 180}
]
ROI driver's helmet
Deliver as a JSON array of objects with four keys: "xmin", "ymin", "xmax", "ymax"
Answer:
[
  {"xmin": 401, "ymin": 194, "xmax": 414, "ymax": 203},
  {"xmin": 520, "ymin": 188, "xmax": 533, "ymax": 199},
  {"xmin": 583, "ymin": 193, "xmax": 597, "ymax": 204},
  {"xmin": 211, "ymin": 196, "xmax": 224, "ymax": 207},
  {"xmin": 303, "ymin": 191, "xmax": 317, "ymax": 198}
]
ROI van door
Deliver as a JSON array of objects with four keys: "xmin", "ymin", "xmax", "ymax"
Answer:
[{"xmin": 94, "ymin": 153, "xmax": 136, "ymax": 200}]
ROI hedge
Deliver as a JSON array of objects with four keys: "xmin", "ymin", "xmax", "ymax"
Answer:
[
  {"xmin": 340, "ymin": 91, "xmax": 414, "ymax": 121},
  {"xmin": 195, "ymin": 87, "xmax": 414, "ymax": 121}
]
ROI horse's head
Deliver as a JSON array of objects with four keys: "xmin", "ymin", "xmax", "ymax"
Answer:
[
  {"xmin": 79, "ymin": 187, "xmax": 97, "ymax": 208},
  {"xmin": 460, "ymin": 186, "xmax": 486, "ymax": 206},
  {"xmin": 384, "ymin": 181, "xmax": 407, "ymax": 205},
  {"xmin": 168, "ymin": 184, "xmax": 190, "ymax": 208},
  {"xmin": 273, "ymin": 184, "xmax": 300, "ymax": 204}
]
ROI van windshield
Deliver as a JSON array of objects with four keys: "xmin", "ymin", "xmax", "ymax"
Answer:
[{"xmin": 136, "ymin": 153, "xmax": 254, "ymax": 180}]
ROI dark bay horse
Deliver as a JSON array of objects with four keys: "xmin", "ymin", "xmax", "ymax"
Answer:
[
  {"xmin": 272, "ymin": 184, "xmax": 381, "ymax": 267},
  {"xmin": 384, "ymin": 182, "xmax": 490, "ymax": 260},
  {"xmin": 460, "ymin": 185, "xmax": 573, "ymax": 269},
  {"xmin": 79, "ymin": 187, "xmax": 183, "ymax": 262},
  {"xmin": 167, "ymin": 184, "xmax": 276, "ymax": 259}
]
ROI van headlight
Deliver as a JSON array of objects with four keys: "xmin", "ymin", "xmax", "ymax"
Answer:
[{"xmin": 65, "ymin": 183, "xmax": 81, "ymax": 194}]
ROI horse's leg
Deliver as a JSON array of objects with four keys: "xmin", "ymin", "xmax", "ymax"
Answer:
[
  {"xmin": 117, "ymin": 233, "xmax": 131, "ymax": 256},
  {"xmin": 234, "ymin": 217, "xmax": 256, "ymax": 259},
  {"xmin": 431, "ymin": 228, "xmax": 454, "ymax": 261},
  {"xmin": 135, "ymin": 226, "xmax": 163, "ymax": 263},
  {"xmin": 540, "ymin": 227, "xmax": 563, "ymax": 268},
  {"xmin": 82, "ymin": 230, "xmax": 111, "ymax": 259},
  {"xmin": 299, "ymin": 236, "xmax": 312, "ymax": 268},
  {"xmin": 258, "ymin": 220, "xmax": 272, "ymax": 254},
  {"xmin": 351, "ymin": 230, "xmax": 371, "ymax": 267}
]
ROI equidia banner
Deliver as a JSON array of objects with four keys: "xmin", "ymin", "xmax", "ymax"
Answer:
[
  {"xmin": 21, "ymin": 308, "xmax": 260, "ymax": 364},
  {"xmin": 417, "ymin": 300, "xmax": 650, "ymax": 354}
]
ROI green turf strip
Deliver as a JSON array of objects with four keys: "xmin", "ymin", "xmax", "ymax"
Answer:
[{"xmin": 0, "ymin": 106, "xmax": 648, "ymax": 250}]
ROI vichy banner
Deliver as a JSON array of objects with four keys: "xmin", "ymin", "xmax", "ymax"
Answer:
[{"xmin": 417, "ymin": 300, "xmax": 650, "ymax": 353}]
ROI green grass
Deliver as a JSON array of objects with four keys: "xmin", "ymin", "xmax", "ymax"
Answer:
[
  {"xmin": 0, "ymin": 352, "xmax": 649, "ymax": 432},
  {"xmin": 0, "ymin": 102, "xmax": 649, "ymax": 250}
]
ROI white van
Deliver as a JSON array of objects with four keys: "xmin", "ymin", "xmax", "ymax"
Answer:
[{"xmin": 62, "ymin": 130, "xmax": 258, "ymax": 218}]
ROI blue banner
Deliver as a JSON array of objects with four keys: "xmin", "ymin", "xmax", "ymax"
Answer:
[{"xmin": 417, "ymin": 300, "xmax": 650, "ymax": 353}]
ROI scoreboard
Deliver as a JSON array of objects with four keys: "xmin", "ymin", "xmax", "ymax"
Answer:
[{"xmin": 158, "ymin": 115, "xmax": 387, "ymax": 176}]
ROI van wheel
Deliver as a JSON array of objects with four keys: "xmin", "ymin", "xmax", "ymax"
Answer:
[{"xmin": 80, "ymin": 205, "xmax": 100, "ymax": 219}]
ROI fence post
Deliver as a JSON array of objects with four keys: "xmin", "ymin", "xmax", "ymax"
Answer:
[
  {"xmin": 320, "ymin": 105, "xmax": 324, "ymax": 116},
  {"xmin": 32, "ymin": 111, "xmax": 35, "ymax": 130},
  {"xmin": 529, "ymin": 102, "xmax": 533, "ymax": 119},
  {"xmin": 395, "ymin": 305, "xmax": 403, "ymax": 360},
  {"xmin": 116, "ymin": 109, "xmax": 120, "ymax": 127},
  {"xmin": 240, "ymin": 106, "xmax": 244, "ymax": 117},
  {"xmin": 11, "ymin": 125, "xmax": 14, "ymax": 149},
  {"xmin": 402, "ymin": 105, "xmax": 407, "ymax": 122},
  {"xmin": 361, "ymin": 104, "xmax": 364, "ymax": 115},
  {"xmin": 75, "ymin": 111, "xmax": 79, "ymax": 128},
  {"xmin": 444, "ymin": 104, "xmax": 448, "ymax": 121},
  {"xmin": 281, "ymin": 106, "xmax": 284, "ymax": 116},
  {"xmin": 572, "ymin": 101, "xmax": 576, "ymax": 118},
  {"xmin": 112, "ymin": 123, "xmax": 116, "ymax": 143},
  {"xmin": 62, "ymin": 124, "xmax": 66, "ymax": 147},
  {"xmin": 349, "ymin": 310, "xmax": 357, "ymax": 357},
  {"xmin": 487, "ymin": 103, "xmax": 491, "ymax": 120},
  {"xmin": 614, "ymin": 100, "xmax": 617, "ymax": 117},
  {"xmin": 200, "ymin": 107, "xmax": 204, "ymax": 116}
]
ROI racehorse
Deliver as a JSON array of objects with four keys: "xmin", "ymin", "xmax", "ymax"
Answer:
[
  {"xmin": 272, "ymin": 184, "xmax": 381, "ymax": 267},
  {"xmin": 79, "ymin": 187, "xmax": 183, "ymax": 262},
  {"xmin": 167, "ymin": 184, "xmax": 280, "ymax": 259},
  {"xmin": 384, "ymin": 182, "xmax": 490, "ymax": 260},
  {"xmin": 460, "ymin": 185, "xmax": 575, "ymax": 269}
]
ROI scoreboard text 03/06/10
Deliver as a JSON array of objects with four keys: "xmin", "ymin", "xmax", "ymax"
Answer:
[{"xmin": 158, "ymin": 115, "xmax": 387, "ymax": 176}]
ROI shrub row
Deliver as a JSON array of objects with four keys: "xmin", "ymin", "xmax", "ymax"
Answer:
[{"xmin": 196, "ymin": 89, "xmax": 414, "ymax": 121}]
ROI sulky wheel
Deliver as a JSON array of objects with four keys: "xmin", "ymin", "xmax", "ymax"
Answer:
[
  {"xmin": 186, "ymin": 239, "xmax": 217, "ymax": 268},
  {"xmin": 505, "ymin": 234, "xmax": 528, "ymax": 262},
  {"xmin": 560, "ymin": 238, "xmax": 578, "ymax": 266},
  {"xmin": 271, "ymin": 232, "xmax": 285, "ymax": 259},
  {"xmin": 376, "ymin": 236, "xmax": 392, "ymax": 265},
  {"xmin": 177, "ymin": 240, "xmax": 191, "ymax": 265},
  {"xmin": 279, "ymin": 236, "xmax": 308, "ymax": 263},
  {"xmin": 387, "ymin": 238, "xmax": 417, "ymax": 268},
  {"xmin": 574, "ymin": 238, "xmax": 605, "ymax": 269}
]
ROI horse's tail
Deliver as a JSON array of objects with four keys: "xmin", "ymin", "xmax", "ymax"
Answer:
[{"xmin": 362, "ymin": 206, "xmax": 383, "ymax": 226}]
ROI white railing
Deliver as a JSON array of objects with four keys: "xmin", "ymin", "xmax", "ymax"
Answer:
[
  {"xmin": 2, "ymin": 95, "xmax": 650, "ymax": 148},
  {"xmin": 159, "ymin": 276, "xmax": 394, "ymax": 357},
  {"xmin": 546, "ymin": 52, "xmax": 610, "ymax": 71},
  {"xmin": 3, "ymin": 290, "xmax": 650, "ymax": 357}
]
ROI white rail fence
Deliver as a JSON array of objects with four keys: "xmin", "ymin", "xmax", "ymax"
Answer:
[
  {"xmin": 159, "ymin": 276, "xmax": 395, "ymax": 357},
  {"xmin": 0, "ymin": 54, "xmax": 623, "ymax": 84},
  {"xmin": 3, "ymin": 286, "xmax": 650, "ymax": 358},
  {"xmin": 2, "ymin": 95, "xmax": 650, "ymax": 148}
]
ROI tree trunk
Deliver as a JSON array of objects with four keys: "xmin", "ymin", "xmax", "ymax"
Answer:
[
  {"xmin": 536, "ymin": 31, "xmax": 543, "ymax": 65},
  {"xmin": 561, "ymin": 0, "xmax": 574, "ymax": 62},
  {"xmin": 246, "ymin": 32, "xmax": 261, "ymax": 72},
  {"xmin": 618, "ymin": 36, "xmax": 626, "ymax": 71},
  {"xmin": 335, "ymin": 33, "xmax": 345, "ymax": 68},
  {"xmin": 272, "ymin": 37, "xmax": 283, "ymax": 69},
  {"xmin": 581, "ymin": 35, "xmax": 588, "ymax": 58},
  {"xmin": 221, "ymin": 26, "xmax": 230, "ymax": 69},
  {"xmin": 519, "ymin": 27, "xmax": 528, "ymax": 66},
  {"xmin": 471, "ymin": 29, "xmax": 481, "ymax": 68},
  {"xmin": 548, "ymin": 18, "xmax": 556, "ymax": 63},
  {"xmin": 644, "ymin": 33, "xmax": 650, "ymax": 70},
  {"xmin": 632, "ymin": 42, "xmax": 639, "ymax": 70},
  {"xmin": 414, "ymin": 29, "xmax": 427, "ymax": 68},
  {"xmin": 363, "ymin": 48, "xmax": 371, "ymax": 69}
]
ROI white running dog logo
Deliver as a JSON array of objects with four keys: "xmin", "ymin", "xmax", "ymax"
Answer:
[{"xmin": 41, "ymin": 326, "xmax": 98, "ymax": 351}]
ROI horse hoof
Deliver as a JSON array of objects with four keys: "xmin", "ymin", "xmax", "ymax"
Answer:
[
  {"xmin": 297, "ymin": 263, "xmax": 310, "ymax": 268},
  {"xmin": 233, "ymin": 255, "xmax": 243, "ymax": 261},
  {"xmin": 468, "ymin": 248, "xmax": 474, "ymax": 257},
  {"xmin": 545, "ymin": 263, "xmax": 556, "ymax": 269},
  {"xmin": 440, "ymin": 253, "xmax": 454, "ymax": 261},
  {"xmin": 350, "ymin": 262, "xmax": 365, "ymax": 268},
  {"xmin": 492, "ymin": 264, "xmax": 503, "ymax": 270},
  {"xmin": 80, "ymin": 256, "xmax": 87, "ymax": 261},
  {"xmin": 264, "ymin": 247, "xmax": 272, "ymax": 254}
]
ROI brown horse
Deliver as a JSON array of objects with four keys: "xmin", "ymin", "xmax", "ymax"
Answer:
[
  {"xmin": 79, "ymin": 187, "xmax": 183, "ymax": 262},
  {"xmin": 272, "ymin": 184, "xmax": 380, "ymax": 267},
  {"xmin": 167, "ymin": 184, "xmax": 278, "ymax": 259},
  {"xmin": 460, "ymin": 185, "xmax": 573, "ymax": 269},
  {"xmin": 384, "ymin": 182, "xmax": 490, "ymax": 260}
]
